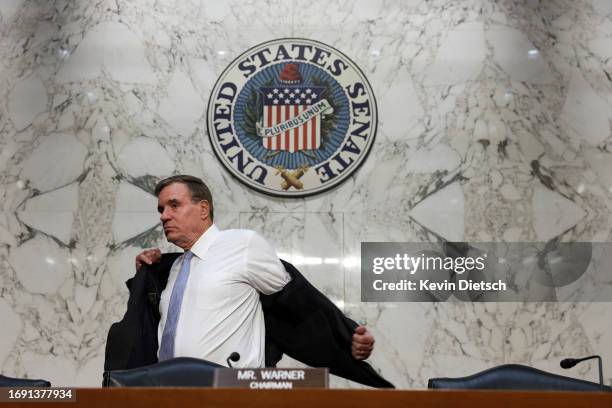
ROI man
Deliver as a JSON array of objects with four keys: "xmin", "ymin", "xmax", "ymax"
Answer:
[{"xmin": 105, "ymin": 175, "xmax": 392, "ymax": 387}]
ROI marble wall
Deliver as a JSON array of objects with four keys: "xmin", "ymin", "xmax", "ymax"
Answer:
[{"xmin": 1, "ymin": 0, "xmax": 611, "ymax": 388}]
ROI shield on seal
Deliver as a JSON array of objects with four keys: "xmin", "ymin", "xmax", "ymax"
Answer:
[{"xmin": 259, "ymin": 63, "xmax": 325, "ymax": 153}]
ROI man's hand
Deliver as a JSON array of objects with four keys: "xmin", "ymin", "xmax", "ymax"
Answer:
[
  {"xmin": 135, "ymin": 248, "xmax": 162, "ymax": 271},
  {"xmin": 352, "ymin": 325, "xmax": 374, "ymax": 360}
]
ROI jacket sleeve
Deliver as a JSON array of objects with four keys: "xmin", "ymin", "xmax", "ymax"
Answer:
[
  {"xmin": 103, "ymin": 268, "xmax": 151, "ymax": 371},
  {"xmin": 104, "ymin": 253, "xmax": 181, "ymax": 372},
  {"xmin": 261, "ymin": 260, "xmax": 395, "ymax": 388}
]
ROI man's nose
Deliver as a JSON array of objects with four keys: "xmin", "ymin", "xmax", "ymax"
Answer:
[{"xmin": 160, "ymin": 208, "xmax": 171, "ymax": 222}]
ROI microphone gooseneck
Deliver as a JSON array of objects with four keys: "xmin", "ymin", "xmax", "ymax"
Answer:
[{"xmin": 560, "ymin": 355, "xmax": 604, "ymax": 390}]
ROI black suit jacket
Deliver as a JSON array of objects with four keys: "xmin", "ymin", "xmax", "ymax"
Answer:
[{"xmin": 104, "ymin": 253, "xmax": 394, "ymax": 388}]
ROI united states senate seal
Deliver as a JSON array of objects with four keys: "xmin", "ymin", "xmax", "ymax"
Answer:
[{"xmin": 207, "ymin": 38, "xmax": 377, "ymax": 198}]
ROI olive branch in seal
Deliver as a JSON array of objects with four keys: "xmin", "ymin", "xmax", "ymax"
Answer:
[
  {"xmin": 310, "ymin": 76, "xmax": 339, "ymax": 151},
  {"xmin": 241, "ymin": 80, "xmax": 272, "ymax": 141}
]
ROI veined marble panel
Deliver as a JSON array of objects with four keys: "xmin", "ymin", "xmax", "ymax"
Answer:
[
  {"xmin": 7, "ymin": 75, "xmax": 48, "ymax": 131},
  {"xmin": 17, "ymin": 182, "xmax": 80, "ymax": 245},
  {"xmin": 0, "ymin": 0, "xmax": 611, "ymax": 388}
]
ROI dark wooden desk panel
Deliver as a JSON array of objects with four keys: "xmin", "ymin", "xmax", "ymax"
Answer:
[{"xmin": 3, "ymin": 389, "xmax": 611, "ymax": 408}]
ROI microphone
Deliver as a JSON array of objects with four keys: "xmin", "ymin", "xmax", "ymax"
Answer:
[
  {"xmin": 560, "ymin": 355, "xmax": 604, "ymax": 390},
  {"xmin": 226, "ymin": 352, "xmax": 241, "ymax": 368}
]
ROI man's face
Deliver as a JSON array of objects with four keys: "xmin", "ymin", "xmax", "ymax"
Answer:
[{"xmin": 157, "ymin": 182, "xmax": 210, "ymax": 250}]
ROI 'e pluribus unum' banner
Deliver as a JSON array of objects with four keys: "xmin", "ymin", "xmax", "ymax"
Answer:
[{"xmin": 256, "ymin": 100, "xmax": 332, "ymax": 138}]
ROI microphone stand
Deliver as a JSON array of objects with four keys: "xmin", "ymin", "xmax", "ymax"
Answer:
[{"xmin": 597, "ymin": 356, "xmax": 604, "ymax": 390}]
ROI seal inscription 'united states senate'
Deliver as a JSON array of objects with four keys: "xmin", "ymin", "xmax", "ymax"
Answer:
[{"xmin": 207, "ymin": 38, "xmax": 377, "ymax": 198}]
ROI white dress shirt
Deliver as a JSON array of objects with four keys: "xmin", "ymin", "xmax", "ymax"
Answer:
[{"xmin": 157, "ymin": 225, "xmax": 291, "ymax": 367}]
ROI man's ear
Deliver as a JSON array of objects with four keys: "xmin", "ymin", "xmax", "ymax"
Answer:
[{"xmin": 200, "ymin": 200, "xmax": 210, "ymax": 220}]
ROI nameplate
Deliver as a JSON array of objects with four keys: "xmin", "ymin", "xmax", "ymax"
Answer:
[{"xmin": 213, "ymin": 368, "xmax": 328, "ymax": 389}]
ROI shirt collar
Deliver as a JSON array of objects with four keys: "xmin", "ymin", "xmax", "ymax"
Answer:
[{"xmin": 189, "ymin": 224, "xmax": 219, "ymax": 260}]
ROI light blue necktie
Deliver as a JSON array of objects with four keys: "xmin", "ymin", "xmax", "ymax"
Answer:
[{"xmin": 158, "ymin": 251, "xmax": 193, "ymax": 361}]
